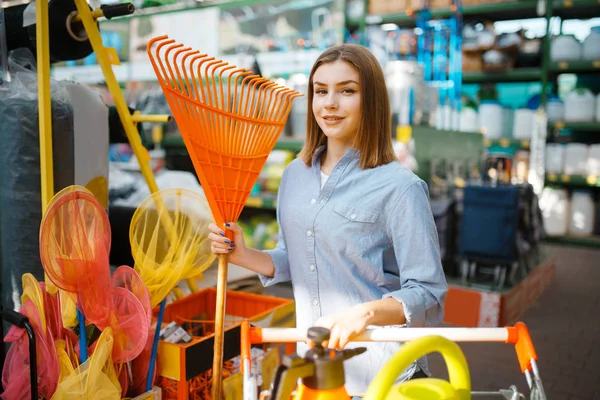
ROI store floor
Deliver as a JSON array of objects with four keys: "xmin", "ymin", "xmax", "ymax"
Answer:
[
  {"xmin": 263, "ymin": 245, "xmax": 600, "ymax": 399},
  {"xmin": 427, "ymin": 245, "xmax": 600, "ymax": 399}
]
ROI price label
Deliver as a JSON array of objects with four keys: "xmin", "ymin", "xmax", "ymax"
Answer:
[
  {"xmin": 260, "ymin": 347, "xmax": 280, "ymax": 391},
  {"xmin": 223, "ymin": 372, "xmax": 243, "ymax": 400},
  {"xmin": 563, "ymin": 0, "xmax": 573, "ymax": 6},
  {"xmin": 558, "ymin": 62, "xmax": 569, "ymax": 70},
  {"xmin": 500, "ymin": 138, "xmax": 510, "ymax": 147},
  {"xmin": 547, "ymin": 173, "xmax": 557, "ymax": 182},
  {"xmin": 587, "ymin": 175, "xmax": 598, "ymax": 185},
  {"xmin": 521, "ymin": 140, "xmax": 530, "ymax": 148},
  {"xmin": 561, "ymin": 174, "xmax": 571, "ymax": 182}
]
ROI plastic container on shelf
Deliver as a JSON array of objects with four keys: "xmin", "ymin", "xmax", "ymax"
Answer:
[
  {"xmin": 564, "ymin": 143, "xmax": 589, "ymax": 176},
  {"xmin": 539, "ymin": 187, "xmax": 569, "ymax": 236},
  {"xmin": 569, "ymin": 190, "xmax": 595, "ymax": 237},
  {"xmin": 545, "ymin": 143, "xmax": 566, "ymax": 174},
  {"xmin": 587, "ymin": 144, "xmax": 600, "ymax": 176},
  {"xmin": 512, "ymin": 108, "xmax": 535, "ymax": 140},
  {"xmin": 546, "ymin": 97, "xmax": 565, "ymax": 123},
  {"xmin": 459, "ymin": 107, "xmax": 479, "ymax": 132},
  {"xmin": 479, "ymin": 100, "xmax": 503, "ymax": 139},
  {"xmin": 582, "ymin": 27, "xmax": 600, "ymax": 60},
  {"xmin": 564, "ymin": 89, "xmax": 596, "ymax": 122},
  {"xmin": 551, "ymin": 34, "xmax": 582, "ymax": 61}
]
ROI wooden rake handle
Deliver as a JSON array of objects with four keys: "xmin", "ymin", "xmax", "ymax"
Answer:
[{"xmin": 212, "ymin": 253, "xmax": 229, "ymax": 400}]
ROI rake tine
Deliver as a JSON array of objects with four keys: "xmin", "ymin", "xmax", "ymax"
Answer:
[
  {"xmin": 217, "ymin": 65, "xmax": 236, "ymax": 151},
  {"xmin": 150, "ymin": 38, "xmax": 177, "ymax": 89},
  {"xmin": 180, "ymin": 49, "xmax": 200, "ymax": 99},
  {"xmin": 163, "ymin": 42, "xmax": 185, "ymax": 92},
  {"xmin": 189, "ymin": 53, "xmax": 208, "ymax": 103},
  {"xmin": 172, "ymin": 47, "xmax": 193, "ymax": 98}
]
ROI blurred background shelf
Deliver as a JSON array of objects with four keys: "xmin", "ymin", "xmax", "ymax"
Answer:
[
  {"xmin": 463, "ymin": 68, "xmax": 543, "ymax": 84},
  {"xmin": 550, "ymin": 60, "xmax": 600, "ymax": 74},
  {"xmin": 245, "ymin": 196, "xmax": 277, "ymax": 210},
  {"xmin": 545, "ymin": 174, "xmax": 600, "ymax": 187},
  {"xmin": 484, "ymin": 138, "xmax": 530, "ymax": 149},
  {"xmin": 355, "ymin": 0, "xmax": 541, "ymax": 27},
  {"xmin": 548, "ymin": 122, "xmax": 600, "ymax": 131},
  {"xmin": 544, "ymin": 235, "xmax": 600, "ymax": 249}
]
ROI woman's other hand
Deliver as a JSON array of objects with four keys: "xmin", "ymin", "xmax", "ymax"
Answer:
[{"xmin": 314, "ymin": 304, "xmax": 371, "ymax": 350}]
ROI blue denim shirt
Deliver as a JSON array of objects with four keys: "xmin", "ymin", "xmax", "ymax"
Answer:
[{"xmin": 259, "ymin": 146, "xmax": 448, "ymax": 394}]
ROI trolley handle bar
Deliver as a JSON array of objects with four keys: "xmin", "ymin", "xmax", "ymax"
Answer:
[{"xmin": 250, "ymin": 322, "xmax": 538, "ymax": 374}]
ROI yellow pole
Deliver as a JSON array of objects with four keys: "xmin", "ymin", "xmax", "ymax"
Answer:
[
  {"xmin": 37, "ymin": 0, "xmax": 53, "ymax": 212},
  {"xmin": 72, "ymin": 0, "xmax": 160, "ymax": 195},
  {"xmin": 131, "ymin": 114, "xmax": 172, "ymax": 124}
]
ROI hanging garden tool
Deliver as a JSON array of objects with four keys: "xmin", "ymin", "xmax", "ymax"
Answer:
[
  {"xmin": 147, "ymin": 35, "xmax": 301, "ymax": 399},
  {"xmin": 128, "ymin": 187, "xmax": 215, "ymax": 392},
  {"xmin": 39, "ymin": 185, "xmax": 151, "ymax": 365}
]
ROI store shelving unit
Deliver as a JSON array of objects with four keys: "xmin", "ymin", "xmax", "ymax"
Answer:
[{"xmin": 545, "ymin": 173, "xmax": 600, "ymax": 188}]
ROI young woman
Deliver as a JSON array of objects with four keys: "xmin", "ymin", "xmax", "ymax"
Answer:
[{"xmin": 208, "ymin": 44, "xmax": 448, "ymax": 396}]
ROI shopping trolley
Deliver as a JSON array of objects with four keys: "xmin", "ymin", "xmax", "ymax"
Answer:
[{"xmin": 244, "ymin": 322, "xmax": 546, "ymax": 400}]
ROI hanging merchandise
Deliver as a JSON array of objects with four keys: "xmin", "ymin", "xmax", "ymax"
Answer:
[
  {"xmin": 569, "ymin": 190, "xmax": 595, "ymax": 237},
  {"xmin": 415, "ymin": 4, "xmax": 463, "ymax": 131},
  {"xmin": 0, "ymin": 49, "xmax": 109, "ymax": 314}
]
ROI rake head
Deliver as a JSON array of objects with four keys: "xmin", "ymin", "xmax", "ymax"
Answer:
[{"xmin": 147, "ymin": 35, "xmax": 302, "ymax": 229}]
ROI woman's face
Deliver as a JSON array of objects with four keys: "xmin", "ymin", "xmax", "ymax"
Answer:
[{"xmin": 312, "ymin": 60, "xmax": 361, "ymax": 146}]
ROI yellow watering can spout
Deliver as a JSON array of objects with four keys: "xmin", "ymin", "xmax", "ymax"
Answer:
[{"xmin": 363, "ymin": 335, "xmax": 471, "ymax": 400}]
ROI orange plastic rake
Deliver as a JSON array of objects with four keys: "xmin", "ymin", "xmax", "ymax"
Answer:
[{"xmin": 147, "ymin": 35, "xmax": 301, "ymax": 399}]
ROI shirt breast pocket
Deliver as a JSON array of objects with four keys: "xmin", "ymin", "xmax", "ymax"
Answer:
[{"xmin": 332, "ymin": 201, "xmax": 381, "ymax": 257}]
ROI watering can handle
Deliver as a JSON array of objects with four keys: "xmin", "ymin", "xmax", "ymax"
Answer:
[{"xmin": 362, "ymin": 335, "xmax": 471, "ymax": 400}]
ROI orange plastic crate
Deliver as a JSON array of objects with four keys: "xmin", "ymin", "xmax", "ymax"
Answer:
[{"xmin": 154, "ymin": 288, "xmax": 294, "ymax": 400}]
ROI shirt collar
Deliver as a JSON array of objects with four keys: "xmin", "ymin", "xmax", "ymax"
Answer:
[{"xmin": 311, "ymin": 145, "xmax": 360, "ymax": 168}]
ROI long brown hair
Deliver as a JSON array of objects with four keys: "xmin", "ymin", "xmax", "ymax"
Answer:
[{"xmin": 297, "ymin": 44, "xmax": 396, "ymax": 169}]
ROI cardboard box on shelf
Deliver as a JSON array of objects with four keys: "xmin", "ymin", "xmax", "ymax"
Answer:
[
  {"xmin": 463, "ymin": 51, "xmax": 483, "ymax": 72},
  {"xmin": 430, "ymin": 0, "xmax": 452, "ymax": 8},
  {"xmin": 368, "ymin": 0, "xmax": 391, "ymax": 14},
  {"xmin": 388, "ymin": 0, "xmax": 411, "ymax": 13}
]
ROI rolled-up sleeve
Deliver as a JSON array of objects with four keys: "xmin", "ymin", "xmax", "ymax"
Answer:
[
  {"xmin": 259, "ymin": 168, "xmax": 291, "ymax": 287},
  {"xmin": 383, "ymin": 179, "xmax": 448, "ymax": 327}
]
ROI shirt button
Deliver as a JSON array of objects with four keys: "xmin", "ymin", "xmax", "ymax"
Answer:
[
  {"xmin": 307, "ymin": 230, "xmax": 313, "ymax": 237},
  {"xmin": 311, "ymin": 199, "xmax": 316, "ymax": 204},
  {"xmin": 309, "ymin": 265, "xmax": 315, "ymax": 271},
  {"xmin": 313, "ymin": 299, "xmax": 319, "ymax": 306},
  {"xmin": 350, "ymin": 214, "xmax": 356, "ymax": 220}
]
